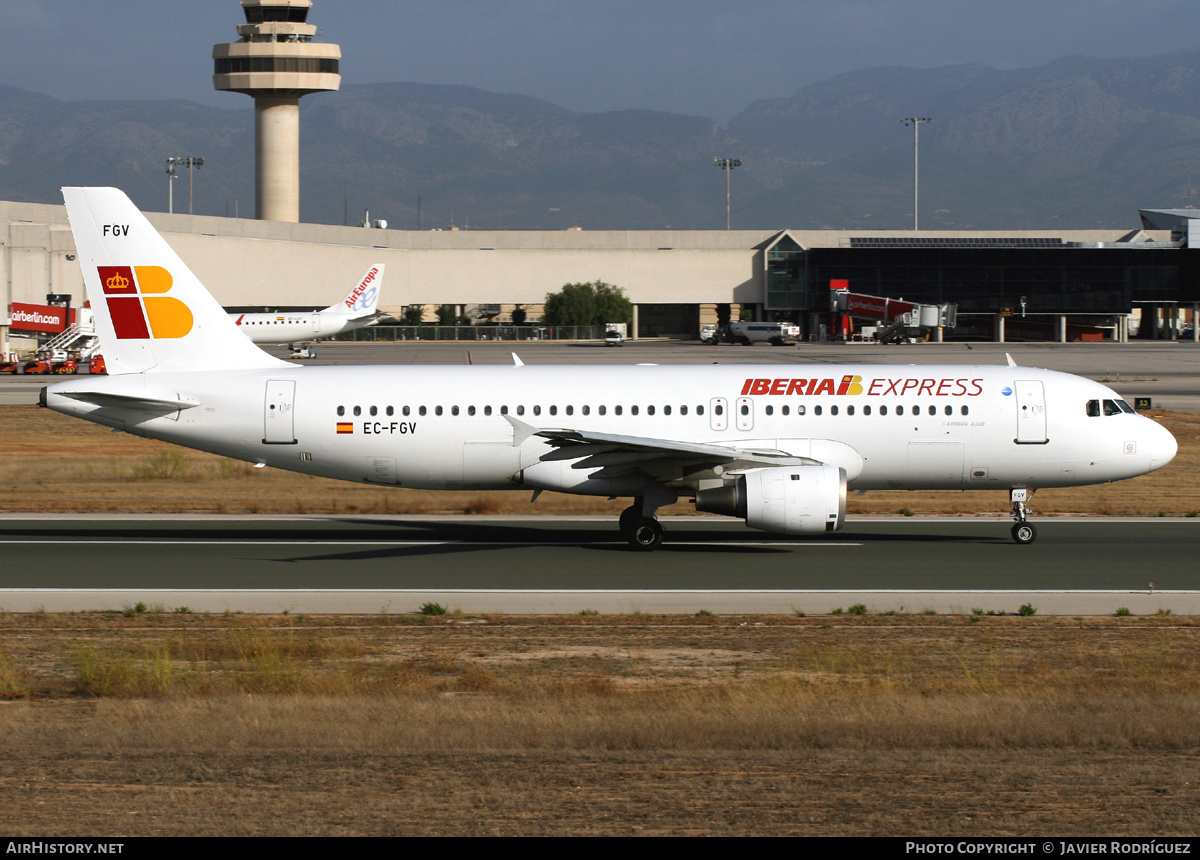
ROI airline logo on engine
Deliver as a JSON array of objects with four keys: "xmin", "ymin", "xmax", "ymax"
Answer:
[
  {"xmin": 344, "ymin": 267, "xmax": 380, "ymax": 312},
  {"xmin": 740, "ymin": 375, "xmax": 984, "ymax": 397},
  {"xmin": 97, "ymin": 266, "xmax": 194, "ymax": 339}
]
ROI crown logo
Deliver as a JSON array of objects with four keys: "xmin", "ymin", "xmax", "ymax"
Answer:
[{"xmin": 105, "ymin": 271, "xmax": 130, "ymax": 291}]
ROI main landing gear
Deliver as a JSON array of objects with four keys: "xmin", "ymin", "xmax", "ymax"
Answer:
[
  {"xmin": 1010, "ymin": 488, "xmax": 1037, "ymax": 545},
  {"xmin": 619, "ymin": 500, "xmax": 664, "ymax": 551}
]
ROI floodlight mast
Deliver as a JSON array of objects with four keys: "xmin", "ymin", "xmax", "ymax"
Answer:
[
  {"xmin": 713, "ymin": 157, "xmax": 742, "ymax": 230},
  {"xmin": 901, "ymin": 117, "xmax": 932, "ymax": 230}
]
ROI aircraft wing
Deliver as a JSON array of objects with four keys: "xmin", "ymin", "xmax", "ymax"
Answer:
[{"xmin": 505, "ymin": 416, "xmax": 814, "ymax": 479}]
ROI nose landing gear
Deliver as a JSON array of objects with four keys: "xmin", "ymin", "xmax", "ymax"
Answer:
[{"xmin": 1010, "ymin": 488, "xmax": 1037, "ymax": 544}]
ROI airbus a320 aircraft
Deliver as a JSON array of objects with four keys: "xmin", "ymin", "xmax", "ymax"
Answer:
[
  {"xmin": 230, "ymin": 263, "xmax": 385, "ymax": 344},
  {"xmin": 43, "ymin": 188, "xmax": 1177, "ymax": 549}
]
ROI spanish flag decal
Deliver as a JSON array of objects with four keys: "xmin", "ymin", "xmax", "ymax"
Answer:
[{"xmin": 336, "ymin": 423, "xmax": 353, "ymax": 434}]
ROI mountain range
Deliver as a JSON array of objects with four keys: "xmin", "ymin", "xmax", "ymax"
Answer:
[{"xmin": 3, "ymin": 50, "xmax": 1200, "ymax": 231}]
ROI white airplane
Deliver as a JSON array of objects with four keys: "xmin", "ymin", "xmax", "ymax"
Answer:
[
  {"xmin": 230, "ymin": 263, "xmax": 385, "ymax": 343},
  {"xmin": 43, "ymin": 188, "xmax": 1177, "ymax": 549}
]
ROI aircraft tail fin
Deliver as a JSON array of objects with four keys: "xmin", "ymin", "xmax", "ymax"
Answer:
[
  {"xmin": 321, "ymin": 263, "xmax": 384, "ymax": 317},
  {"xmin": 61, "ymin": 187, "xmax": 289, "ymax": 375}
]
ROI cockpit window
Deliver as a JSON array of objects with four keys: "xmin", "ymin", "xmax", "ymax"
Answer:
[
  {"xmin": 1086, "ymin": 400, "xmax": 1100, "ymax": 417},
  {"xmin": 1103, "ymin": 399, "xmax": 1122, "ymax": 416},
  {"xmin": 1117, "ymin": 400, "xmax": 1135, "ymax": 414}
]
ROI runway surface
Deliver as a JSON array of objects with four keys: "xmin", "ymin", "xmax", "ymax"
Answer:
[{"xmin": 2, "ymin": 515, "xmax": 1196, "ymax": 616}]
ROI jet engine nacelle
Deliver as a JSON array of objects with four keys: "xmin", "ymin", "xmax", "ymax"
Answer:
[{"xmin": 695, "ymin": 464, "xmax": 847, "ymax": 535}]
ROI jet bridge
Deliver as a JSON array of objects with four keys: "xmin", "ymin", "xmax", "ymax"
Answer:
[{"xmin": 831, "ymin": 287, "xmax": 956, "ymax": 343}]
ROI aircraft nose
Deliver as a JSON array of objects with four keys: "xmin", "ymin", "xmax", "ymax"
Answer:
[{"xmin": 1146, "ymin": 420, "xmax": 1177, "ymax": 473}]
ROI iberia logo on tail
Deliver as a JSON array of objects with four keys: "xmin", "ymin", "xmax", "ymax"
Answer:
[{"xmin": 97, "ymin": 266, "xmax": 193, "ymax": 339}]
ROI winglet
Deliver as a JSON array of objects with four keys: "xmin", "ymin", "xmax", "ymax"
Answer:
[
  {"xmin": 1006, "ymin": 353, "xmax": 1018, "ymax": 367},
  {"xmin": 504, "ymin": 414, "xmax": 538, "ymax": 446},
  {"xmin": 512, "ymin": 353, "xmax": 524, "ymax": 367}
]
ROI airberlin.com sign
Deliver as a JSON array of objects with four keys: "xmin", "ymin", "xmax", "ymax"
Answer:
[{"xmin": 7, "ymin": 303, "xmax": 68, "ymax": 333}]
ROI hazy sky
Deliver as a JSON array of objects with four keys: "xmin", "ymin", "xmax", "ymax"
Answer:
[{"xmin": 1, "ymin": 0, "xmax": 1197, "ymax": 121}]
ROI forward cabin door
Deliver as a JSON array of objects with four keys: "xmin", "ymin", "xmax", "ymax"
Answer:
[
  {"xmin": 311, "ymin": 313, "xmax": 321, "ymax": 333},
  {"xmin": 1014, "ymin": 380, "xmax": 1048, "ymax": 444},
  {"xmin": 263, "ymin": 379, "xmax": 297, "ymax": 444}
]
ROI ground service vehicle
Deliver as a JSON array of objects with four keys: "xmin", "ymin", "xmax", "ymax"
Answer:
[
  {"xmin": 24, "ymin": 349, "xmax": 77, "ymax": 374},
  {"xmin": 716, "ymin": 322, "xmax": 800, "ymax": 346}
]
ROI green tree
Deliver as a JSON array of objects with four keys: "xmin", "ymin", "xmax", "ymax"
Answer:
[
  {"xmin": 436, "ymin": 304, "xmax": 457, "ymax": 325},
  {"xmin": 510, "ymin": 305, "xmax": 527, "ymax": 326},
  {"xmin": 402, "ymin": 305, "xmax": 425, "ymax": 325},
  {"xmin": 542, "ymin": 281, "xmax": 632, "ymax": 328}
]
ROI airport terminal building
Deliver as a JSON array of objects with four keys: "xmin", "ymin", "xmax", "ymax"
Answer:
[{"xmin": 3, "ymin": 198, "xmax": 1198, "ymax": 348}]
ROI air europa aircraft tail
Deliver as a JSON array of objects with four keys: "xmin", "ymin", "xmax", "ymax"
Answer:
[
  {"xmin": 321, "ymin": 263, "xmax": 384, "ymax": 317},
  {"xmin": 61, "ymin": 187, "xmax": 289, "ymax": 375}
]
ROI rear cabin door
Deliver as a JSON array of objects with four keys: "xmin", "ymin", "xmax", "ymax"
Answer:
[{"xmin": 263, "ymin": 379, "xmax": 297, "ymax": 444}]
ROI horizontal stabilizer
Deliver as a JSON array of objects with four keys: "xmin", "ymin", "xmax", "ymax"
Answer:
[{"xmin": 59, "ymin": 390, "xmax": 200, "ymax": 411}]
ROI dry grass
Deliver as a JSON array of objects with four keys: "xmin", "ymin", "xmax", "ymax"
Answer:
[
  {"xmin": 1, "ymin": 405, "xmax": 1197, "ymax": 516},
  {"xmin": 0, "ymin": 613, "xmax": 1198, "ymax": 835}
]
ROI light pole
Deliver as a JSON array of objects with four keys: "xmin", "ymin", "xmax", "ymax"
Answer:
[
  {"xmin": 901, "ymin": 117, "xmax": 931, "ymax": 230},
  {"xmin": 714, "ymin": 157, "xmax": 742, "ymax": 230},
  {"xmin": 165, "ymin": 157, "xmax": 182, "ymax": 214},
  {"xmin": 182, "ymin": 156, "xmax": 204, "ymax": 215}
]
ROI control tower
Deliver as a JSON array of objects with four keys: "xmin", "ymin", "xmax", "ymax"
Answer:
[{"xmin": 212, "ymin": 1, "xmax": 340, "ymax": 222}]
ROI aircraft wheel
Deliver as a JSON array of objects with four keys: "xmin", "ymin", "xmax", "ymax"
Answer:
[
  {"xmin": 1011, "ymin": 523, "xmax": 1037, "ymax": 545},
  {"xmin": 629, "ymin": 518, "xmax": 664, "ymax": 551},
  {"xmin": 618, "ymin": 505, "xmax": 641, "ymax": 537}
]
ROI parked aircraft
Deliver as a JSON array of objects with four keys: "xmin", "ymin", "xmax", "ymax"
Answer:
[
  {"xmin": 43, "ymin": 188, "xmax": 1177, "ymax": 548},
  {"xmin": 231, "ymin": 264, "xmax": 385, "ymax": 343}
]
